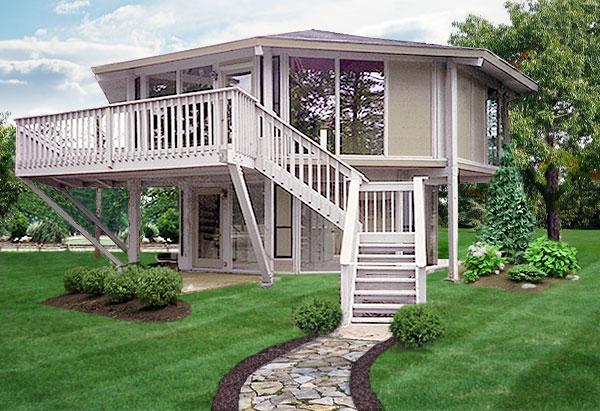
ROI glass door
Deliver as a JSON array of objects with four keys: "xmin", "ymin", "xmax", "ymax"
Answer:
[{"xmin": 195, "ymin": 191, "xmax": 222, "ymax": 268}]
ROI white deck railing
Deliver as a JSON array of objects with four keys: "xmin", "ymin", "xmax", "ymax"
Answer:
[{"xmin": 15, "ymin": 87, "xmax": 257, "ymax": 176}]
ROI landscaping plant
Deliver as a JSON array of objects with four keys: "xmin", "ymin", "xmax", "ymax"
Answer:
[
  {"xmin": 63, "ymin": 266, "xmax": 88, "ymax": 293},
  {"xmin": 525, "ymin": 237, "xmax": 580, "ymax": 278},
  {"xmin": 390, "ymin": 304, "xmax": 446, "ymax": 348},
  {"xmin": 477, "ymin": 148, "xmax": 535, "ymax": 262},
  {"xmin": 507, "ymin": 264, "xmax": 547, "ymax": 283},
  {"xmin": 81, "ymin": 267, "xmax": 113, "ymax": 296},
  {"xmin": 26, "ymin": 220, "xmax": 69, "ymax": 244},
  {"xmin": 463, "ymin": 242, "xmax": 507, "ymax": 283},
  {"xmin": 136, "ymin": 267, "xmax": 182, "ymax": 307},
  {"xmin": 293, "ymin": 298, "xmax": 342, "ymax": 336},
  {"xmin": 104, "ymin": 270, "xmax": 139, "ymax": 304}
]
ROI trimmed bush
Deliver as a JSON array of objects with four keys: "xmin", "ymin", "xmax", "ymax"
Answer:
[
  {"xmin": 104, "ymin": 270, "xmax": 138, "ymax": 303},
  {"xmin": 525, "ymin": 237, "xmax": 580, "ymax": 278},
  {"xmin": 293, "ymin": 299, "xmax": 342, "ymax": 336},
  {"xmin": 136, "ymin": 267, "xmax": 182, "ymax": 307},
  {"xmin": 507, "ymin": 264, "xmax": 547, "ymax": 283},
  {"xmin": 462, "ymin": 242, "xmax": 507, "ymax": 283},
  {"xmin": 8, "ymin": 213, "xmax": 28, "ymax": 241},
  {"xmin": 81, "ymin": 267, "xmax": 113, "ymax": 296},
  {"xmin": 27, "ymin": 220, "xmax": 69, "ymax": 244},
  {"xmin": 477, "ymin": 148, "xmax": 535, "ymax": 262},
  {"xmin": 390, "ymin": 304, "xmax": 446, "ymax": 348},
  {"xmin": 63, "ymin": 266, "xmax": 87, "ymax": 293}
]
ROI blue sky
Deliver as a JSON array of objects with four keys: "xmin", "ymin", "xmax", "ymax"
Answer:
[{"xmin": 0, "ymin": 0, "xmax": 509, "ymax": 120}]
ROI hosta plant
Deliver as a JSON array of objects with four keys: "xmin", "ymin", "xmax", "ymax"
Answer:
[
  {"xmin": 524, "ymin": 237, "xmax": 579, "ymax": 278},
  {"xmin": 462, "ymin": 242, "xmax": 507, "ymax": 283}
]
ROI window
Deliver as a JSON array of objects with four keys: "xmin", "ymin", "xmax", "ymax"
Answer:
[
  {"xmin": 289, "ymin": 57, "xmax": 335, "ymax": 145},
  {"xmin": 340, "ymin": 60, "xmax": 384, "ymax": 155},
  {"xmin": 148, "ymin": 71, "xmax": 176, "ymax": 98},
  {"xmin": 226, "ymin": 72, "xmax": 252, "ymax": 94},
  {"xmin": 181, "ymin": 66, "xmax": 213, "ymax": 93},
  {"xmin": 134, "ymin": 77, "xmax": 141, "ymax": 100},
  {"xmin": 274, "ymin": 186, "xmax": 292, "ymax": 258},
  {"xmin": 272, "ymin": 56, "xmax": 280, "ymax": 115}
]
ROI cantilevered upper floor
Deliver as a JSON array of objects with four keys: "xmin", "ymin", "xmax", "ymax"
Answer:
[{"xmin": 15, "ymin": 29, "xmax": 537, "ymax": 181}]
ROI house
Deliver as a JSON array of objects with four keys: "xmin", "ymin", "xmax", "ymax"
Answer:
[{"xmin": 14, "ymin": 29, "xmax": 537, "ymax": 324}]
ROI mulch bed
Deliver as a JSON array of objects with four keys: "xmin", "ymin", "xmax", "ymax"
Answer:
[
  {"xmin": 351, "ymin": 337, "xmax": 395, "ymax": 411},
  {"xmin": 211, "ymin": 336, "xmax": 313, "ymax": 411},
  {"xmin": 42, "ymin": 293, "xmax": 191, "ymax": 322},
  {"xmin": 471, "ymin": 270, "xmax": 563, "ymax": 293}
]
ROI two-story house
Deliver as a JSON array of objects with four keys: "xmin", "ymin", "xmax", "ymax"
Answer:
[{"xmin": 15, "ymin": 30, "xmax": 537, "ymax": 325}]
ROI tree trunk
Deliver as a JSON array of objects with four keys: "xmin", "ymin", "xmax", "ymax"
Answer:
[{"xmin": 545, "ymin": 163, "xmax": 560, "ymax": 241}]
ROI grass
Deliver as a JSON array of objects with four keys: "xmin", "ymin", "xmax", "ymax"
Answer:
[
  {"xmin": 0, "ymin": 229, "xmax": 598, "ymax": 410},
  {"xmin": 372, "ymin": 229, "xmax": 600, "ymax": 410}
]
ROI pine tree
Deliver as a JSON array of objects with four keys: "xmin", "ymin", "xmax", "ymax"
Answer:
[{"xmin": 478, "ymin": 147, "xmax": 535, "ymax": 262}]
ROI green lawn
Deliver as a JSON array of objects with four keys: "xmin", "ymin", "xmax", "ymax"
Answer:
[
  {"xmin": 0, "ymin": 229, "xmax": 598, "ymax": 410},
  {"xmin": 373, "ymin": 229, "xmax": 600, "ymax": 410}
]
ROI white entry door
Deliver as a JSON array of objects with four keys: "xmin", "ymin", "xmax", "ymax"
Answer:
[{"xmin": 194, "ymin": 189, "xmax": 223, "ymax": 269}]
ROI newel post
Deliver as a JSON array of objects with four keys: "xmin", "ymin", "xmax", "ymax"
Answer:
[{"xmin": 413, "ymin": 176, "xmax": 428, "ymax": 303}]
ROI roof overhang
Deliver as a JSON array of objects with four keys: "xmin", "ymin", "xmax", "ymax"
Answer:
[{"xmin": 92, "ymin": 34, "xmax": 537, "ymax": 97}]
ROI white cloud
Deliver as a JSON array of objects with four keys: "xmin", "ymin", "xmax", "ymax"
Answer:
[
  {"xmin": 54, "ymin": 0, "xmax": 90, "ymax": 14},
  {"xmin": 0, "ymin": 79, "xmax": 27, "ymax": 85}
]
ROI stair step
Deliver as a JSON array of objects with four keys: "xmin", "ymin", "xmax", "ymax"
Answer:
[
  {"xmin": 353, "ymin": 303, "xmax": 405, "ymax": 309},
  {"xmin": 359, "ymin": 243, "xmax": 415, "ymax": 248},
  {"xmin": 355, "ymin": 277, "xmax": 415, "ymax": 283},
  {"xmin": 351, "ymin": 317, "xmax": 393, "ymax": 324},
  {"xmin": 358, "ymin": 254, "xmax": 414, "ymax": 259},
  {"xmin": 357, "ymin": 264, "xmax": 415, "ymax": 271},
  {"xmin": 354, "ymin": 290, "xmax": 416, "ymax": 296}
]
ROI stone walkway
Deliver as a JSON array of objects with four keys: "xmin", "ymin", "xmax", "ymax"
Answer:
[{"xmin": 239, "ymin": 336, "xmax": 377, "ymax": 411}]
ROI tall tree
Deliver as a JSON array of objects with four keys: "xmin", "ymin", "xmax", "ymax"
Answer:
[
  {"xmin": 450, "ymin": 0, "xmax": 600, "ymax": 240},
  {"xmin": 0, "ymin": 113, "xmax": 23, "ymax": 219}
]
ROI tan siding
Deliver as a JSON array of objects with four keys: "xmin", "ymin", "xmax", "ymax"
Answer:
[
  {"xmin": 472, "ymin": 79, "xmax": 488, "ymax": 164},
  {"xmin": 457, "ymin": 71, "xmax": 472, "ymax": 159},
  {"xmin": 387, "ymin": 61, "xmax": 432, "ymax": 157}
]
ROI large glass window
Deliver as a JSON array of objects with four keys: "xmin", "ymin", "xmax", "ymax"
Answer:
[
  {"xmin": 181, "ymin": 66, "xmax": 213, "ymax": 93},
  {"xmin": 340, "ymin": 60, "xmax": 384, "ymax": 155},
  {"xmin": 289, "ymin": 57, "xmax": 335, "ymax": 146},
  {"xmin": 148, "ymin": 71, "xmax": 176, "ymax": 98}
]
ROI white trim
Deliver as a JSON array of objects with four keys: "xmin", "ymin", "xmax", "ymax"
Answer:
[
  {"xmin": 431, "ymin": 61, "xmax": 438, "ymax": 158},
  {"xmin": 383, "ymin": 59, "xmax": 390, "ymax": 157}
]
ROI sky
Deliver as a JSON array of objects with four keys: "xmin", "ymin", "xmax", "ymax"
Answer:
[{"xmin": 0, "ymin": 0, "xmax": 511, "ymax": 121}]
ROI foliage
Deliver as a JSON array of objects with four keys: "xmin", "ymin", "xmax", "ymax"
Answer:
[
  {"xmin": 463, "ymin": 242, "xmax": 507, "ymax": 283},
  {"xmin": 450, "ymin": 0, "xmax": 600, "ymax": 240},
  {"xmin": 507, "ymin": 264, "xmax": 547, "ymax": 282},
  {"xmin": 63, "ymin": 266, "xmax": 88, "ymax": 293},
  {"xmin": 104, "ymin": 270, "xmax": 138, "ymax": 303},
  {"xmin": 143, "ymin": 223, "xmax": 159, "ymax": 242},
  {"xmin": 390, "ymin": 304, "xmax": 446, "ymax": 348},
  {"xmin": 293, "ymin": 298, "xmax": 342, "ymax": 336},
  {"xmin": 81, "ymin": 267, "xmax": 112, "ymax": 295},
  {"xmin": 478, "ymin": 148, "xmax": 536, "ymax": 261},
  {"xmin": 0, "ymin": 113, "xmax": 24, "ymax": 219},
  {"xmin": 5, "ymin": 212, "xmax": 28, "ymax": 240},
  {"xmin": 156, "ymin": 208, "xmax": 179, "ymax": 243},
  {"xmin": 525, "ymin": 236, "xmax": 580, "ymax": 277},
  {"xmin": 26, "ymin": 220, "xmax": 69, "ymax": 243},
  {"xmin": 136, "ymin": 267, "xmax": 182, "ymax": 307}
]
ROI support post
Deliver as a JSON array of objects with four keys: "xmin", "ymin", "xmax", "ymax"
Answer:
[
  {"xmin": 414, "ymin": 177, "xmax": 428, "ymax": 303},
  {"xmin": 446, "ymin": 62, "xmax": 460, "ymax": 281},
  {"xmin": 292, "ymin": 197, "xmax": 301, "ymax": 274},
  {"xmin": 264, "ymin": 180, "xmax": 275, "ymax": 270},
  {"xmin": 229, "ymin": 164, "xmax": 273, "ymax": 286},
  {"xmin": 20, "ymin": 178, "xmax": 123, "ymax": 266},
  {"xmin": 178, "ymin": 181, "xmax": 193, "ymax": 271},
  {"xmin": 95, "ymin": 188, "xmax": 102, "ymax": 258},
  {"xmin": 127, "ymin": 179, "xmax": 141, "ymax": 264},
  {"xmin": 426, "ymin": 185, "xmax": 439, "ymax": 265}
]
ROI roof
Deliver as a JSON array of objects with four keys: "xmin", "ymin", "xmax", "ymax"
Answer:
[{"xmin": 92, "ymin": 29, "xmax": 537, "ymax": 96}]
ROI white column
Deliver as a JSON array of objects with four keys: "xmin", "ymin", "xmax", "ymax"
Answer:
[
  {"xmin": 263, "ymin": 47, "xmax": 273, "ymax": 109},
  {"xmin": 292, "ymin": 197, "xmax": 301, "ymax": 274},
  {"xmin": 264, "ymin": 180, "xmax": 275, "ymax": 270},
  {"xmin": 222, "ymin": 184, "xmax": 233, "ymax": 270},
  {"xmin": 127, "ymin": 179, "xmax": 142, "ymax": 264},
  {"xmin": 446, "ymin": 63, "xmax": 460, "ymax": 281},
  {"xmin": 178, "ymin": 182, "xmax": 193, "ymax": 271}
]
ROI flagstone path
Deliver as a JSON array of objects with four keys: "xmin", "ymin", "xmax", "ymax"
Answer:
[{"xmin": 239, "ymin": 336, "xmax": 377, "ymax": 411}]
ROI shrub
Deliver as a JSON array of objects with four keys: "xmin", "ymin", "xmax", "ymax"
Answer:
[
  {"xmin": 27, "ymin": 220, "xmax": 69, "ymax": 243},
  {"xmin": 525, "ymin": 237, "xmax": 580, "ymax": 278},
  {"xmin": 156, "ymin": 209, "xmax": 179, "ymax": 243},
  {"xmin": 143, "ymin": 223, "xmax": 159, "ymax": 242},
  {"xmin": 507, "ymin": 264, "xmax": 547, "ymax": 283},
  {"xmin": 390, "ymin": 304, "xmax": 446, "ymax": 348},
  {"xmin": 462, "ymin": 242, "xmax": 507, "ymax": 283},
  {"xmin": 81, "ymin": 267, "xmax": 113, "ymax": 295},
  {"xmin": 293, "ymin": 299, "xmax": 342, "ymax": 336},
  {"xmin": 136, "ymin": 267, "xmax": 182, "ymax": 307},
  {"xmin": 104, "ymin": 270, "xmax": 139, "ymax": 303},
  {"xmin": 477, "ymin": 148, "xmax": 535, "ymax": 262},
  {"xmin": 64, "ymin": 266, "xmax": 88, "ymax": 293},
  {"xmin": 8, "ymin": 213, "xmax": 28, "ymax": 241}
]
